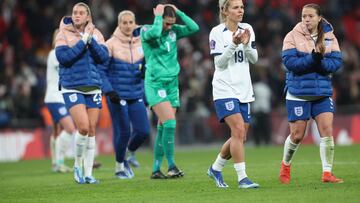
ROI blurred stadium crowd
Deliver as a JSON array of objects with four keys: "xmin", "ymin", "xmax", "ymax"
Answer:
[{"xmin": 0, "ymin": 0, "xmax": 359, "ymax": 141}]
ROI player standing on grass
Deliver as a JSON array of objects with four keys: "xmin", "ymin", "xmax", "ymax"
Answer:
[
  {"xmin": 55, "ymin": 2, "xmax": 108, "ymax": 184},
  {"xmin": 140, "ymin": 4, "xmax": 199, "ymax": 179},
  {"xmin": 45, "ymin": 29, "xmax": 76, "ymax": 173},
  {"xmin": 100, "ymin": 10, "xmax": 150, "ymax": 179},
  {"xmin": 207, "ymin": 0, "xmax": 259, "ymax": 189},
  {"xmin": 279, "ymin": 3, "xmax": 343, "ymax": 184}
]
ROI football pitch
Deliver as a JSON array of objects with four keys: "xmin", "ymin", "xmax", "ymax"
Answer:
[{"xmin": 1, "ymin": 145, "xmax": 359, "ymax": 202}]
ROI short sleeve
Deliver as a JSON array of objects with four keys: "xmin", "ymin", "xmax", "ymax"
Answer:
[{"xmin": 209, "ymin": 29, "xmax": 224, "ymax": 57}]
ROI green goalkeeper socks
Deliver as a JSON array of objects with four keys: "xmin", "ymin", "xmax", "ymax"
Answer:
[
  {"xmin": 162, "ymin": 119, "xmax": 176, "ymax": 169},
  {"xmin": 152, "ymin": 124, "xmax": 164, "ymax": 172}
]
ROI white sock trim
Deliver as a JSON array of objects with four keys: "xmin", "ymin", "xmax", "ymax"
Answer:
[
  {"xmin": 234, "ymin": 162, "xmax": 247, "ymax": 182},
  {"xmin": 212, "ymin": 154, "xmax": 227, "ymax": 171}
]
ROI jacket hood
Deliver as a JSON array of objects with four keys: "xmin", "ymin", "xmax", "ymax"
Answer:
[
  {"xmin": 59, "ymin": 16, "xmax": 95, "ymax": 33},
  {"xmin": 112, "ymin": 27, "xmax": 141, "ymax": 43},
  {"xmin": 293, "ymin": 19, "xmax": 335, "ymax": 39}
]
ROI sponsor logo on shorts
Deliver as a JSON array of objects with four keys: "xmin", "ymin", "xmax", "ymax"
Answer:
[
  {"xmin": 158, "ymin": 90, "xmax": 167, "ymax": 98},
  {"xmin": 294, "ymin": 106, "xmax": 303, "ymax": 116},
  {"xmin": 120, "ymin": 100, "xmax": 127, "ymax": 106},
  {"xmin": 58, "ymin": 107, "xmax": 67, "ymax": 115},
  {"xmin": 69, "ymin": 93, "xmax": 78, "ymax": 103},
  {"xmin": 225, "ymin": 101, "xmax": 235, "ymax": 111}
]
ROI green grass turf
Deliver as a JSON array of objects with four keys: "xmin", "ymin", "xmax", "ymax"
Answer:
[{"xmin": 0, "ymin": 145, "xmax": 359, "ymax": 203}]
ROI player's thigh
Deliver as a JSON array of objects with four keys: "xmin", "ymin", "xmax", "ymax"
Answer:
[
  {"xmin": 289, "ymin": 120, "xmax": 307, "ymax": 141},
  {"xmin": 69, "ymin": 104, "xmax": 89, "ymax": 132},
  {"xmin": 312, "ymin": 97, "xmax": 334, "ymax": 137},
  {"xmin": 129, "ymin": 100, "xmax": 150, "ymax": 134},
  {"xmin": 59, "ymin": 115, "xmax": 76, "ymax": 133},
  {"xmin": 314, "ymin": 112, "xmax": 333, "ymax": 137},
  {"xmin": 224, "ymin": 113, "xmax": 245, "ymax": 134},
  {"xmin": 87, "ymin": 108, "xmax": 100, "ymax": 136},
  {"xmin": 63, "ymin": 93, "xmax": 89, "ymax": 131},
  {"xmin": 166, "ymin": 79, "xmax": 180, "ymax": 108},
  {"xmin": 152, "ymin": 101, "xmax": 175, "ymax": 123},
  {"xmin": 144, "ymin": 81, "xmax": 168, "ymax": 108}
]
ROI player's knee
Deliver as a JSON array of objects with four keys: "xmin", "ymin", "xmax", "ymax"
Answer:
[
  {"xmin": 138, "ymin": 127, "xmax": 150, "ymax": 139},
  {"xmin": 231, "ymin": 124, "xmax": 246, "ymax": 141},
  {"xmin": 64, "ymin": 126, "xmax": 76, "ymax": 134},
  {"xmin": 162, "ymin": 119, "xmax": 176, "ymax": 130},
  {"xmin": 77, "ymin": 122, "xmax": 89, "ymax": 135},
  {"xmin": 290, "ymin": 131, "xmax": 304, "ymax": 144},
  {"xmin": 318, "ymin": 125, "xmax": 333, "ymax": 137}
]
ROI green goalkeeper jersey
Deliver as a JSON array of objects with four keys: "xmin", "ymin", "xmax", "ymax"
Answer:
[{"xmin": 141, "ymin": 10, "xmax": 199, "ymax": 82}]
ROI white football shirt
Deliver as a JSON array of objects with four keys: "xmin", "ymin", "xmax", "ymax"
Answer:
[
  {"xmin": 209, "ymin": 23, "xmax": 258, "ymax": 102},
  {"xmin": 44, "ymin": 49, "xmax": 64, "ymax": 103}
]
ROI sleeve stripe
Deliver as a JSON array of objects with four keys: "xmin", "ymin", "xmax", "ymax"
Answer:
[{"xmin": 210, "ymin": 53, "xmax": 222, "ymax": 57}]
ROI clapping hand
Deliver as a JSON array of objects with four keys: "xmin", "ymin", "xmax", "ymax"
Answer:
[{"xmin": 232, "ymin": 29, "xmax": 250, "ymax": 45}]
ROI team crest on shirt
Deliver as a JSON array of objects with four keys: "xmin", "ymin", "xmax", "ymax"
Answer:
[
  {"xmin": 69, "ymin": 93, "xmax": 78, "ymax": 103},
  {"xmin": 169, "ymin": 31, "xmax": 176, "ymax": 41},
  {"xmin": 210, "ymin": 40, "xmax": 216, "ymax": 50},
  {"xmin": 58, "ymin": 107, "xmax": 67, "ymax": 115},
  {"xmin": 158, "ymin": 89, "xmax": 167, "ymax": 98},
  {"xmin": 294, "ymin": 106, "xmax": 303, "ymax": 116},
  {"xmin": 225, "ymin": 101, "xmax": 235, "ymax": 111}
]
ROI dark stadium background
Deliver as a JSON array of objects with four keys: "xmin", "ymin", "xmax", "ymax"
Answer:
[{"xmin": 0, "ymin": 0, "xmax": 359, "ymax": 149}]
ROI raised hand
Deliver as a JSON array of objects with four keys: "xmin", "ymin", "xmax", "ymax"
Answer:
[
  {"xmin": 233, "ymin": 29, "xmax": 250, "ymax": 45},
  {"xmin": 153, "ymin": 4, "xmax": 165, "ymax": 16},
  {"xmin": 165, "ymin": 4, "xmax": 178, "ymax": 11},
  {"xmin": 239, "ymin": 29, "xmax": 250, "ymax": 45}
]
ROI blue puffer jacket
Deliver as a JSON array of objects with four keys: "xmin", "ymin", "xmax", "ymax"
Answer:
[
  {"xmin": 55, "ymin": 17, "xmax": 108, "ymax": 89},
  {"xmin": 282, "ymin": 20, "xmax": 342, "ymax": 96},
  {"xmin": 100, "ymin": 27, "xmax": 145, "ymax": 99}
]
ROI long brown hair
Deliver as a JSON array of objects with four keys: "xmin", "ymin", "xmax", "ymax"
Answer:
[{"xmin": 303, "ymin": 3, "xmax": 325, "ymax": 54}]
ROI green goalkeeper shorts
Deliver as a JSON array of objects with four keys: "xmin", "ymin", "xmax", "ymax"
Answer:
[{"xmin": 145, "ymin": 78, "xmax": 180, "ymax": 108}]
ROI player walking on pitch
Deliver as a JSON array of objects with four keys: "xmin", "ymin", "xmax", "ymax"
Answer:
[
  {"xmin": 279, "ymin": 3, "xmax": 343, "ymax": 184},
  {"xmin": 100, "ymin": 10, "xmax": 150, "ymax": 179},
  {"xmin": 207, "ymin": 0, "xmax": 259, "ymax": 189},
  {"xmin": 55, "ymin": 2, "xmax": 108, "ymax": 184}
]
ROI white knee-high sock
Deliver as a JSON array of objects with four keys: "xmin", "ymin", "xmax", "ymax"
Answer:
[
  {"xmin": 234, "ymin": 162, "xmax": 247, "ymax": 181},
  {"xmin": 74, "ymin": 131, "xmax": 87, "ymax": 168},
  {"xmin": 320, "ymin": 136, "xmax": 335, "ymax": 172},
  {"xmin": 282, "ymin": 135, "xmax": 300, "ymax": 165},
  {"xmin": 84, "ymin": 136, "xmax": 96, "ymax": 177},
  {"xmin": 55, "ymin": 130, "xmax": 73, "ymax": 165},
  {"xmin": 212, "ymin": 154, "xmax": 227, "ymax": 171}
]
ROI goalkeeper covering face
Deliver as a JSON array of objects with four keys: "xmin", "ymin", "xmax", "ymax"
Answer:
[{"xmin": 140, "ymin": 4, "xmax": 199, "ymax": 179}]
